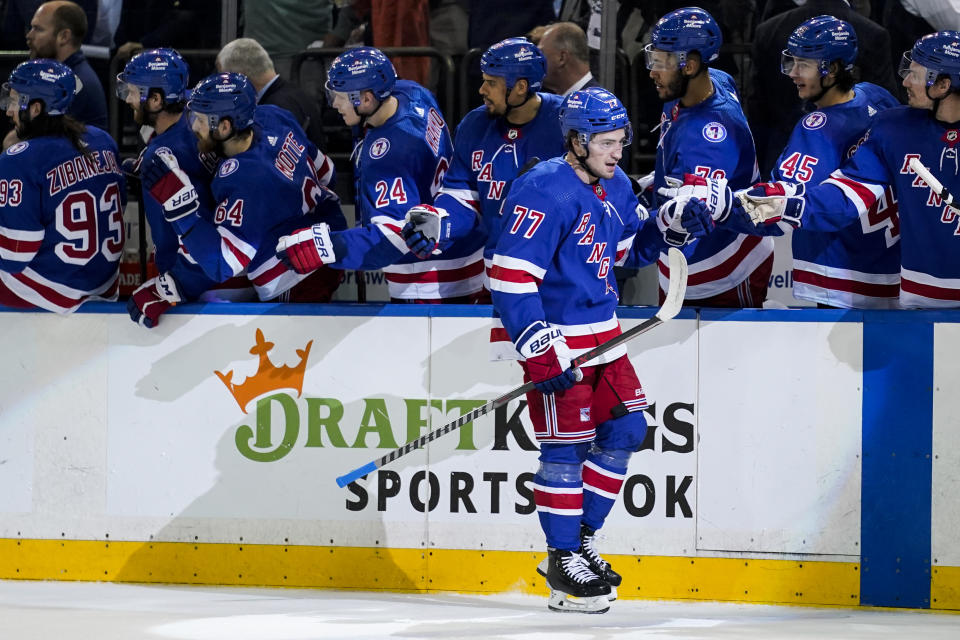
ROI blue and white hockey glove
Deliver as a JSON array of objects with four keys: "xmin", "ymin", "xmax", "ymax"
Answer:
[
  {"xmin": 736, "ymin": 181, "xmax": 805, "ymax": 231},
  {"xmin": 275, "ymin": 223, "xmax": 337, "ymax": 274},
  {"xmin": 632, "ymin": 170, "xmax": 656, "ymax": 208},
  {"xmin": 657, "ymin": 173, "xmax": 734, "ymax": 223},
  {"xmin": 517, "ymin": 320, "xmax": 579, "ymax": 395},
  {"xmin": 656, "ymin": 196, "xmax": 715, "ymax": 247},
  {"xmin": 127, "ymin": 272, "xmax": 182, "ymax": 329},
  {"xmin": 141, "ymin": 149, "xmax": 199, "ymax": 225},
  {"xmin": 401, "ymin": 204, "xmax": 451, "ymax": 259}
]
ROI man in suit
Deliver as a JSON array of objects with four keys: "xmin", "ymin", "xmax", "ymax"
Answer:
[
  {"xmin": 539, "ymin": 21, "xmax": 602, "ymax": 96},
  {"xmin": 216, "ymin": 37, "xmax": 327, "ymax": 153},
  {"xmin": 747, "ymin": 0, "xmax": 899, "ymax": 175}
]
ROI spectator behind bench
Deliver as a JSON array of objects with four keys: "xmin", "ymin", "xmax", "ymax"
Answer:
[
  {"xmin": 217, "ymin": 38, "xmax": 327, "ymax": 152},
  {"xmin": 27, "ymin": 1, "xmax": 106, "ymax": 128}
]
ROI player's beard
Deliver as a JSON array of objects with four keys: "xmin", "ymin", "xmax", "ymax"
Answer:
[
  {"xmin": 132, "ymin": 104, "xmax": 158, "ymax": 128},
  {"xmin": 196, "ymin": 133, "xmax": 226, "ymax": 156},
  {"xmin": 659, "ymin": 73, "xmax": 686, "ymax": 102}
]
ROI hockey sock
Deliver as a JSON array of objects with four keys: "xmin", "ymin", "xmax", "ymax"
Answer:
[
  {"xmin": 533, "ymin": 462, "xmax": 583, "ymax": 550},
  {"xmin": 582, "ymin": 448, "xmax": 630, "ymax": 531}
]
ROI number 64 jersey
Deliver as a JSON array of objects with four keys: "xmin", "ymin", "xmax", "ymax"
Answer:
[{"xmin": 0, "ymin": 127, "xmax": 125, "ymax": 313}]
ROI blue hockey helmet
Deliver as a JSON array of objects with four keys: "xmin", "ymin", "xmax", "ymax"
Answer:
[
  {"xmin": 325, "ymin": 47, "xmax": 397, "ymax": 107},
  {"xmin": 480, "ymin": 37, "xmax": 546, "ymax": 93},
  {"xmin": 559, "ymin": 87, "xmax": 632, "ymax": 148},
  {"xmin": 187, "ymin": 72, "xmax": 256, "ymax": 133},
  {"xmin": 1, "ymin": 58, "xmax": 75, "ymax": 115},
  {"xmin": 647, "ymin": 6, "xmax": 722, "ymax": 68},
  {"xmin": 117, "ymin": 48, "xmax": 190, "ymax": 103},
  {"xmin": 783, "ymin": 15, "xmax": 857, "ymax": 76},
  {"xmin": 901, "ymin": 31, "xmax": 960, "ymax": 88}
]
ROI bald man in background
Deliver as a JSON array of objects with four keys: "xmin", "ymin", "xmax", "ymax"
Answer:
[{"xmin": 538, "ymin": 21, "xmax": 600, "ymax": 96}]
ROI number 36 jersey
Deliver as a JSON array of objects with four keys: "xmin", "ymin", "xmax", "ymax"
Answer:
[{"xmin": 0, "ymin": 126, "xmax": 126, "ymax": 313}]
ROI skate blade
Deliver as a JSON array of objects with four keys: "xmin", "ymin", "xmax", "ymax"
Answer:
[
  {"xmin": 547, "ymin": 590, "xmax": 610, "ymax": 614},
  {"xmin": 537, "ymin": 558, "xmax": 618, "ymax": 602}
]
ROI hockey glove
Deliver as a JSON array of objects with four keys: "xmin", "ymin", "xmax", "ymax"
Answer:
[
  {"xmin": 657, "ymin": 173, "xmax": 734, "ymax": 223},
  {"xmin": 632, "ymin": 171, "xmax": 656, "ymax": 208},
  {"xmin": 401, "ymin": 204, "xmax": 451, "ymax": 259},
  {"xmin": 141, "ymin": 149, "xmax": 199, "ymax": 223},
  {"xmin": 121, "ymin": 156, "xmax": 141, "ymax": 178},
  {"xmin": 736, "ymin": 181, "xmax": 805, "ymax": 230},
  {"xmin": 275, "ymin": 222, "xmax": 337, "ymax": 274},
  {"xmin": 655, "ymin": 196, "xmax": 715, "ymax": 247},
  {"xmin": 517, "ymin": 320, "xmax": 579, "ymax": 395},
  {"xmin": 127, "ymin": 272, "xmax": 182, "ymax": 329}
]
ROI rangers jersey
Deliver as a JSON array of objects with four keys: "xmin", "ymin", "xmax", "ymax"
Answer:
[
  {"xmin": 435, "ymin": 92, "xmax": 567, "ymax": 273},
  {"xmin": 332, "ymin": 80, "xmax": 485, "ymax": 300},
  {"xmin": 649, "ymin": 68, "xmax": 773, "ymax": 300},
  {"xmin": 489, "ymin": 157, "xmax": 652, "ymax": 368},
  {"xmin": 176, "ymin": 108, "xmax": 346, "ymax": 300},
  {"xmin": 771, "ymin": 83, "xmax": 901, "ymax": 308},
  {"xmin": 140, "ymin": 105, "xmax": 336, "ymax": 301},
  {"xmin": 0, "ymin": 126, "xmax": 125, "ymax": 313},
  {"xmin": 797, "ymin": 106, "xmax": 960, "ymax": 308}
]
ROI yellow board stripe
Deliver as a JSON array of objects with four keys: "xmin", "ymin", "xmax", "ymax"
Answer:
[{"xmin": 2, "ymin": 537, "xmax": 957, "ymax": 610}]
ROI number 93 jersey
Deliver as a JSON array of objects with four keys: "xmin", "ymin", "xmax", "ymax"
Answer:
[{"xmin": 0, "ymin": 126, "xmax": 125, "ymax": 313}]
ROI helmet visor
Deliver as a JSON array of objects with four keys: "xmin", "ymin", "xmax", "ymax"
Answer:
[
  {"xmin": 780, "ymin": 51, "xmax": 821, "ymax": 76},
  {"xmin": 899, "ymin": 51, "xmax": 931, "ymax": 85},
  {"xmin": 643, "ymin": 44, "xmax": 679, "ymax": 71},
  {"xmin": 0, "ymin": 82, "xmax": 19, "ymax": 111},
  {"xmin": 115, "ymin": 76, "xmax": 143, "ymax": 102},
  {"xmin": 588, "ymin": 123, "xmax": 633, "ymax": 152}
]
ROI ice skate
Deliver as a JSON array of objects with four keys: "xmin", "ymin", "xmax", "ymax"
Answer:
[
  {"xmin": 536, "ymin": 525, "xmax": 620, "ymax": 601},
  {"xmin": 579, "ymin": 524, "xmax": 622, "ymax": 588},
  {"xmin": 541, "ymin": 548, "xmax": 611, "ymax": 614}
]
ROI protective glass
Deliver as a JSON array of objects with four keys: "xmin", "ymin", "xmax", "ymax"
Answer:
[
  {"xmin": 899, "ymin": 51, "xmax": 929, "ymax": 85},
  {"xmin": 780, "ymin": 51, "xmax": 820, "ymax": 76},
  {"xmin": 643, "ymin": 44, "xmax": 679, "ymax": 71}
]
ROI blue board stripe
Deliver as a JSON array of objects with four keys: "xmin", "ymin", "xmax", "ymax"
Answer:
[{"xmin": 861, "ymin": 318, "xmax": 933, "ymax": 608}]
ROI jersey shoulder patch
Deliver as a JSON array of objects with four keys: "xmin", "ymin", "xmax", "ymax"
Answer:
[
  {"xmin": 802, "ymin": 112, "xmax": 828, "ymax": 130},
  {"xmin": 368, "ymin": 137, "xmax": 390, "ymax": 159},
  {"xmin": 218, "ymin": 158, "xmax": 240, "ymax": 177},
  {"xmin": 5, "ymin": 141, "xmax": 28, "ymax": 155},
  {"xmin": 701, "ymin": 122, "xmax": 727, "ymax": 142}
]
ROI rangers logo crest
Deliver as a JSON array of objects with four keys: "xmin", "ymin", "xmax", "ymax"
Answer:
[
  {"xmin": 702, "ymin": 122, "xmax": 727, "ymax": 142},
  {"xmin": 369, "ymin": 138, "xmax": 390, "ymax": 159},
  {"xmin": 802, "ymin": 112, "xmax": 827, "ymax": 130},
  {"xmin": 219, "ymin": 158, "xmax": 239, "ymax": 177}
]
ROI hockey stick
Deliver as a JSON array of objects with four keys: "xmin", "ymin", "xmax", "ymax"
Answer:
[
  {"xmin": 334, "ymin": 247, "xmax": 688, "ymax": 488},
  {"xmin": 909, "ymin": 157, "xmax": 960, "ymax": 212}
]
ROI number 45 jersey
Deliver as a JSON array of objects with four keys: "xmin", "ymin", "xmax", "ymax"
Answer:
[
  {"xmin": 0, "ymin": 126, "xmax": 125, "ymax": 313},
  {"xmin": 772, "ymin": 82, "xmax": 901, "ymax": 308}
]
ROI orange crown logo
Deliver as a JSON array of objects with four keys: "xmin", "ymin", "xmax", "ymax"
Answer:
[{"xmin": 215, "ymin": 329, "xmax": 313, "ymax": 413}]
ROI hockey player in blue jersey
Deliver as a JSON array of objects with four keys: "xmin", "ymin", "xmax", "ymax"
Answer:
[
  {"xmin": 490, "ymin": 88, "xmax": 711, "ymax": 613},
  {"xmin": 697, "ymin": 31, "xmax": 960, "ymax": 309},
  {"xmin": 0, "ymin": 59, "xmax": 125, "ymax": 313},
  {"xmin": 274, "ymin": 47, "xmax": 485, "ymax": 302},
  {"xmin": 665, "ymin": 16, "xmax": 902, "ymax": 309},
  {"xmin": 400, "ymin": 38, "xmax": 567, "ymax": 290},
  {"xmin": 140, "ymin": 72, "xmax": 346, "ymax": 304},
  {"xmin": 771, "ymin": 16, "xmax": 901, "ymax": 308},
  {"xmin": 117, "ymin": 48, "xmax": 235, "ymax": 328},
  {"xmin": 637, "ymin": 7, "xmax": 773, "ymax": 307}
]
